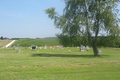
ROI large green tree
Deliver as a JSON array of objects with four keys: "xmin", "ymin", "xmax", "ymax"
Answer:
[{"xmin": 45, "ymin": 0, "xmax": 120, "ymax": 56}]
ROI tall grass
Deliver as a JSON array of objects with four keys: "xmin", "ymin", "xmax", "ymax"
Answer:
[{"xmin": 0, "ymin": 47, "xmax": 120, "ymax": 80}]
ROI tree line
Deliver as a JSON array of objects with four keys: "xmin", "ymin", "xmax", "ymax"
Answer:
[{"xmin": 57, "ymin": 34, "xmax": 120, "ymax": 48}]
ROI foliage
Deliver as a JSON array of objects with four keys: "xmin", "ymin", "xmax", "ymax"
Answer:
[
  {"xmin": 57, "ymin": 34, "xmax": 90, "ymax": 47},
  {"xmin": 1, "ymin": 36, "xmax": 3, "ymax": 40},
  {"xmin": 57, "ymin": 34, "xmax": 120, "ymax": 48},
  {"xmin": 11, "ymin": 38, "xmax": 31, "ymax": 40},
  {"xmin": 45, "ymin": 0, "xmax": 120, "ymax": 56}
]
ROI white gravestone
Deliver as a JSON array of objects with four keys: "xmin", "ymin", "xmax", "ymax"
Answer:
[
  {"xmin": 80, "ymin": 45, "xmax": 84, "ymax": 51},
  {"xmin": 86, "ymin": 46, "xmax": 90, "ymax": 51},
  {"xmin": 68, "ymin": 50, "xmax": 71, "ymax": 53}
]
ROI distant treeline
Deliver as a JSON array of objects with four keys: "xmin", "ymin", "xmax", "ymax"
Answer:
[
  {"xmin": 11, "ymin": 36, "xmax": 120, "ymax": 47},
  {"xmin": 11, "ymin": 38, "xmax": 34, "ymax": 40},
  {"xmin": 57, "ymin": 35, "xmax": 120, "ymax": 48},
  {"xmin": 11, "ymin": 37, "xmax": 57, "ymax": 40}
]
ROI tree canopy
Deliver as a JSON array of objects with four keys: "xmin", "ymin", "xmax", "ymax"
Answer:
[{"xmin": 45, "ymin": 0, "xmax": 120, "ymax": 56}]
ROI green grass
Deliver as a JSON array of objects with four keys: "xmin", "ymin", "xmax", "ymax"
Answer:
[
  {"xmin": 12, "ymin": 38, "xmax": 60, "ymax": 47},
  {"xmin": 0, "ymin": 47, "xmax": 120, "ymax": 80}
]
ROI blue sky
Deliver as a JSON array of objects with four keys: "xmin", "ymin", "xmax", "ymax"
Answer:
[
  {"xmin": 0, "ymin": 0, "xmax": 65, "ymax": 38},
  {"xmin": 0, "ymin": 0, "xmax": 120, "ymax": 38}
]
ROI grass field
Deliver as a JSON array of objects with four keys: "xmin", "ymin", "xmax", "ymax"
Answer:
[
  {"xmin": 12, "ymin": 38, "xmax": 60, "ymax": 47},
  {"xmin": 0, "ymin": 47, "xmax": 120, "ymax": 80}
]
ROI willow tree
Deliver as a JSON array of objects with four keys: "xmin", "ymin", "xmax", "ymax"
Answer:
[{"xmin": 45, "ymin": 0, "xmax": 120, "ymax": 56}]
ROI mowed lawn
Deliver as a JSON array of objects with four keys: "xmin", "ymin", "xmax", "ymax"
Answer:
[
  {"xmin": 12, "ymin": 38, "xmax": 60, "ymax": 47},
  {"xmin": 0, "ymin": 47, "xmax": 120, "ymax": 80}
]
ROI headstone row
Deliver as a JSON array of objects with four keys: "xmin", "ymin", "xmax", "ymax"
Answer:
[{"xmin": 80, "ymin": 45, "xmax": 90, "ymax": 52}]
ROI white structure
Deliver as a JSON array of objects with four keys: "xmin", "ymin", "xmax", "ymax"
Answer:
[
  {"xmin": 80, "ymin": 45, "xmax": 84, "ymax": 52},
  {"xmin": 68, "ymin": 50, "xmax": 71, "ymax": 53},
  {"xmin": 86, "ymin": 46, "xmax": 90, "ymax": 51},
  {"xmin": 44, "ymin": 47, "xmax": 47, "ymax": 49},
  {"xmin": 98, "ymin": 50, "xmax": 102, "ymax": 53},
  {"xmin": 40, "ymin": 47, "xmax": 42, "ymax": 49},
  {"xmin": 4, "ymin": 40, "xmax": 16, "ymax": 48}
]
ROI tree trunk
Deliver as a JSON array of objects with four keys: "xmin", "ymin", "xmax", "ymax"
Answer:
[{"xmin": 92, "ymin": 42, "xmax": 99, "ymax": 56}]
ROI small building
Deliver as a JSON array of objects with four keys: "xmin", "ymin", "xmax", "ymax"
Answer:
[{"xmin": 4, "ymin": 37, "xmax": 9, "ymax": 40}]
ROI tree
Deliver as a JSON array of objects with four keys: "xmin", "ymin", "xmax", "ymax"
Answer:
[
  {"xmin": 45, "ymin": 0, "xmax": 120, "ymax": 56},
  {"xmin": 1, "ymin": 36, "xmax": 3, "ymax": 40}
]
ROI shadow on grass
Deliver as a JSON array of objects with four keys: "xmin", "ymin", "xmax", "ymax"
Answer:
[{"xmin": 31, "ymin": 53, "xmax": 109, "ymax": 58}]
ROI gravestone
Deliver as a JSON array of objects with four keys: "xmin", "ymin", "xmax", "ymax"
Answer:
[
  {"xmin": 13, "ymin": 45, "xmax": 16, "ymax": 49},
  {"xmin": 98, "ymin": 50, "xmax": 102, "ymax": 55},
  {"xmin": 16, "ymin": 49, "xmax": 21, "ymax": 53},
  {"xmin": 68, "ymin": 50, "xmax": 71, "ymax": 53},
  {"xmin": 86, "ymin": 46, "xmax": 90, "ymax": 51},
  {"xmin": 98, "ymin": 50, "xmax": 102, "ymax": 53},
  {"xmin": 61, "ymin": 47, "xmax": 63, "ymax": 49},
  {"xmin": 25, "ymin": 47, "xmax": 28, "ymax": 49},
  {"xmin": 40, "ymin": 47, "xmax": 42, "ymax": 49},
  {"xmin": 4, "ymin": 46, "xmax": 7, "ymax": 49},
  {"xmin": 31, "ymin": 45, "xmax": 36, "ymax": 50},
  {"xmin": 17, "ymin": 44, "xmax": 19, "ymax": 48},
  {"xmin": 56, "ymin": 46, "xmax": 59, "ymax": 50},
  {"xmin": 45, "ymin": 45, "xmax": 47, "ymax": 49},
  {"xmin": 83, "ymin": 46, "xmax": 85, "ymax": 49},
  {"xmin": 16, "ymin": 50, "xmax": 20, "ymax": 53},
  {"xmin": 44, "ymin": 47, "xmax": 47, "ymax": 49},
  {"xmin": 59, "ymin": 46, "xmax": 63, "ymax": 49},
  {"xmin": 80, "ymin": 45, "xmax": 84, "ymax": 51}
]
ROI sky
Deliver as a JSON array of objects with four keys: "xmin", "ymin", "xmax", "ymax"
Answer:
[
  {"xmin": 0, "ymin": 0, "xmax": 65, "ymax": 38},
  {"xmin": 0, "ymin": 0, "xmax": 120, "ymax": 38}
]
